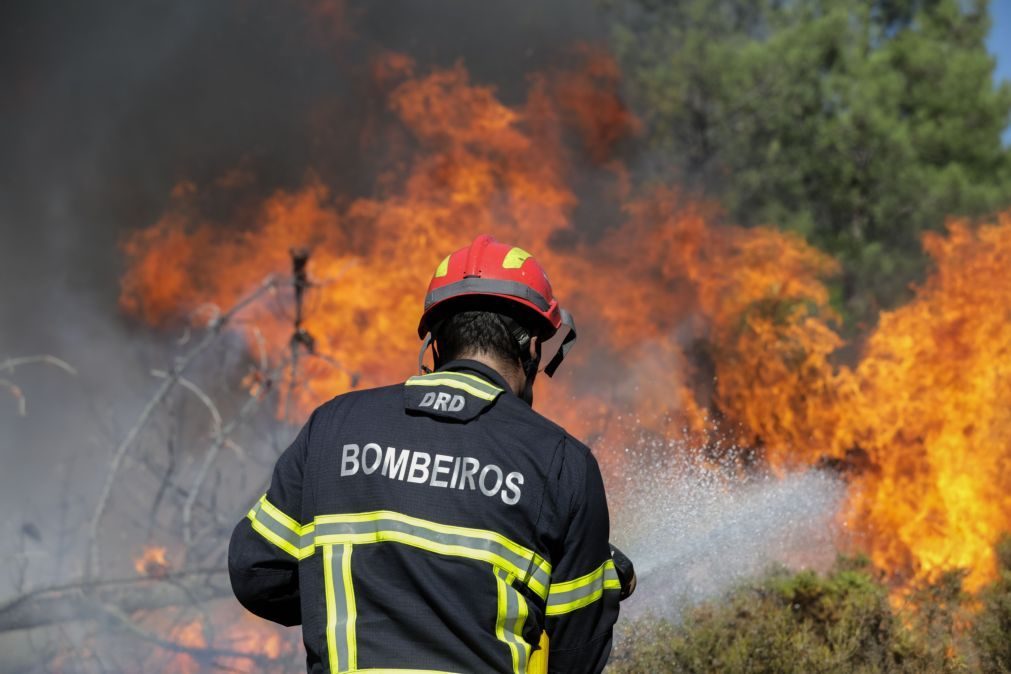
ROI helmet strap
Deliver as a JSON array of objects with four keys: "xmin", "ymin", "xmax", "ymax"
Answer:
[
  {"xmin": 519, "ymin": 349, "xmax": 540, "ymax": 407},
  {"xmin": 496, "ymin": 313, "xmax": 539, "ymax": 406},
  {"xmin": 417, "ymin": 333, "xmax": 434, "ymax": 374}
]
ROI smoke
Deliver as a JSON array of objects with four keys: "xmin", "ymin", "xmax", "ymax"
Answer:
[
  {"xmin": 0, "ymin": 0, "xmax": 608, "ymax": 332},
  {"xmin": 0, "ymin": 0, "xmax": 608, "ymax": 594}
]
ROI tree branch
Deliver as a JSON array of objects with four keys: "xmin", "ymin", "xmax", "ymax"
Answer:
[
  {"xmin": 0, "ymin": 569, "xmax": 230, "ymax": 633},
  {"xmin": 86, "ymin": 276, "xmax": 281, "ymax": 578}
]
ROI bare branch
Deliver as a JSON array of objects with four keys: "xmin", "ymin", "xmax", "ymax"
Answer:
[
  {"xmin": 151, "ymin": 370, "xmax": 224, "ymax": 439},
  {"xmin": 0, "ymin": 354, "xmax": 78, "ymax": 416},
  {"xmin": 0, "ymin": 354, "xmax": 78, "ymax": 376},
  {"xmin": 87, "ymin": 275, "xmax": 282, "ymax": 578},
  {"xmin": 98, "ymin": 600, "xmax": 277, "ymax": 667},
  {"xmin": 182, "ymin": 365, "xmax": 281, "ymax": 547},
  {"xmin": 0, "ymin": 569, "xmax": 229, "ymax": 633},
  {"xmin": 0, "ymin": 378, "xmax": 25, "ymax": 416}
]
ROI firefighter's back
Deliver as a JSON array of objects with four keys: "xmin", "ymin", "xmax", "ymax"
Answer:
[{"xmin": 291, "ymin": 362, "xmax": 576, "ymax": 673}]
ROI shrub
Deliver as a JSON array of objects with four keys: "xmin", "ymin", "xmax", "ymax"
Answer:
[{"xmin": 608, "ymin": 557, "xmax": 969, "ymax": 673}]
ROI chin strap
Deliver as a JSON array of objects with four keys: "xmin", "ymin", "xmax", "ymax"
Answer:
[
  {"xmin": 494, "ymin": 314, "xmax": 538, "ymax": 406},
  {"xmin": 417, "ymin": 332, "xmax": 434, "ymax": 374},
  {"xmin": 519, "ymin": 352, "xmax": 539, "ymax": 406}
]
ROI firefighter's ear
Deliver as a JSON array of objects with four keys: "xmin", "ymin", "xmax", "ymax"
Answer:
[{"xmin": 528, "ymin": 335, "xmax": 540, "ymax": 362}]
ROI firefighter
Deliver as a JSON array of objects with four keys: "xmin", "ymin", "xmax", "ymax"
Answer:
[{"xmin": 229, "ymin": 234, "xmax": 634, "ymax": 674}]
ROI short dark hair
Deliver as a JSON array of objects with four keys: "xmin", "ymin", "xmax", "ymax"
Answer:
[{"xmin": 434, "ymin": 310, "xmax": 524, "ymax": 365}]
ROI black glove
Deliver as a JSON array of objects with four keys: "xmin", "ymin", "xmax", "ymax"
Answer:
[{"xmin": 609, "ymin": 543, "xmax": 636, "ymax": 601}]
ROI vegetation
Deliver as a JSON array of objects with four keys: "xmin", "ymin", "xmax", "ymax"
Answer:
[
  {"xmin": 612, "ymin": 0, "xmax": 1011, "ymax": 325},
  {"xmin": 973, "ymin": 536, "xmax": 1011, "ymax": 673},
  {"xmin": 608, "ymin": 536, "xmax": 1011, "ymax": 673}
]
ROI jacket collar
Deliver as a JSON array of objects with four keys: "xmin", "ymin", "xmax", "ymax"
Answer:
[{"xmin": 437, "ymin": 359, "xmax": 513, "ymax": 395}]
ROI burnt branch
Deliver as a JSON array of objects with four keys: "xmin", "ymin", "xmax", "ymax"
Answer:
[
  {"xmin": 0, "ymin": 355, "xmax": 77, "ymax": 416},
  {"xmin": 0, "ymin": 570, "xmax": 230, "ymax": 633},
  {"xmin": 86, "ymin": 275, "xmax": 283, "ymax": 578},
  {"xmin": 182, "ymin": 362, "xmax": 282, "ymax": 547}
]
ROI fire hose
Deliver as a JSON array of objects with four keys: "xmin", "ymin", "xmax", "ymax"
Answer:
[{"xmin": 527, "ymin": 544, "xmax": 636, "ymax": 674}]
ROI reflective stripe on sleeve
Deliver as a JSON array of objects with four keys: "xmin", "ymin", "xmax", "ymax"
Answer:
[
  {"xmin": 247, "ymin": 494, "xmax": 314, "ymax": 559},
  {"xmin": 545, "ymin": 560, "xmax": 621, "ymax": 616}
]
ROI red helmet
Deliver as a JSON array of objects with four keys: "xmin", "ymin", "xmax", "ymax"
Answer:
[{"xmin": 417, "ymin": 234, "xmax": 576, "ymax": 376}]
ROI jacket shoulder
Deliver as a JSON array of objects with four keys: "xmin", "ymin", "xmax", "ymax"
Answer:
[
  {"xmin": 497, "ymin": 395, "xmax": 593, "ymax": 455},
  {"xmin": 312, "ymin": 382, "xmax": 404, "ymax": 412}
]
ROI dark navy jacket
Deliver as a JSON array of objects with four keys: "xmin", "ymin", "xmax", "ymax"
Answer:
[{"xmin": 229, "ymin": 360, "xmax": 619, "ymax": 673}]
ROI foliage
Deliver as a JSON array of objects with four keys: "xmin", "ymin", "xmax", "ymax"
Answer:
[
  {"xmin": 973, "ymin": 534, "xmax": 1011, "ymax": 673},
  {"xmin": 612, "ymin": 0, "xmax": 1011, "ymax": 325},
  {"xmin": 606, "ymin": 554, "xmax": 996, "ymax": 673}
]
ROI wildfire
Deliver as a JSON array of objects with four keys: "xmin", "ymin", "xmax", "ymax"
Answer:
[
  {"xmin": 134, "ymin": 545, "xmax": 170, "ymax": 578},
  {"xmin": 841, "ymin": 215, "xmax": 1011, "ymax": 591},
  {"xmin": 119, "ymin": 45, "xmax": 1011, "ymax": 604}
]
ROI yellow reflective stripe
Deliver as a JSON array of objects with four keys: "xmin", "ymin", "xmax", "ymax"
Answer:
[
  {"xmin": 248, "ymin": 516, "xmax": 310, "ymax": 560},
  {"xmin": 325, "ymin": 543, "xmax": 357, "ymax": 672},
  {"xmin": 247, "ymin": 499, "xmax": 551, "ymax": 597},
  {"xmin": 344, "ymin": 544, "xmax": 358, "ymax": 672},
  {"xmin": 324, "ymin": 545, "xmax": 339, "ymax": 671},
  {"xmin": 247, "ymin": 495, "xmax": 314, "ymax": 559},
  {"xmin": 258, "ymin": 493, "xmax": 305, "ymax": 534},
  {"xmin": 545, "ymin": 560, "xmax": 620, "ymax": 616},
  {"xmin": 435, "ymin": 371, "xmax": 503, "ymax": 390},
  {"xmin": 494, "ymin": 568, "xmax": 530, "ymax": 674},
  {"xmin": 494, "ymin": 570, "xmax": 509, "ymax": 666},
  {"xmin": 433, "ymin": 255, "xmax": 451, "ymax": 278},
  {"xmin": 502, "ymin": 247, "xmax": 532, "ymax": 269},
  {"xmin": 315, "ymin": 529, "xmax": 548, "ymax": 600},
  {"xmin": 404, "ymin": 377, "xmax": 497, "ymax": 401},
  {"xmin": 314, "ymin": 510, "xmax": 550, "ymax": 580},
  {"xmin": 545, "ymin": 587, "xmax": 609, "ymax": 615},
  {"xmin": 548, "ymin": 560, "xmax": 614, "ymax": 594}
]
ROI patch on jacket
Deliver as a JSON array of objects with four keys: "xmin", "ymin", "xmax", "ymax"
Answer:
[{"xmin": 403, "ymin": 371, "xmax": 503, "ymax": 421}]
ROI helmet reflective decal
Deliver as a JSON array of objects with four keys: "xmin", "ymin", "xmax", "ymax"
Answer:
[{"xmin": 501, "ymin": 247, "xmax": 532, "ymax": 269}]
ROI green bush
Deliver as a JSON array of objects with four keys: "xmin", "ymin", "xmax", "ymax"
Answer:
[
  {"xmin": 608, "ymin": 556, "xmax": 977, "ymax": 673},
  {"xmin": 973, "ymin": 535, "xmax": 1011, "ymax": 673}
]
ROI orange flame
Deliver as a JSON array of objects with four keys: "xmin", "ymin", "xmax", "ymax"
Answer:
[
  {"xmin": 168, "ymin": 619, "xmax": 207, "ymax": 674},
  {"xmin": 840, "ymin": 215, "xmax": 1011, "ymax": 591},
  {"xmin": 119, "ymin": 51, "xmax": 1011, "ymax": 600},
  {"xmin": 134, "ymin": 545, "xmax": 170, "ymax": 578}
]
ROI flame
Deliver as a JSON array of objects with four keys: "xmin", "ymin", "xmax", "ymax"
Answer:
[
  {"xmin": 119, "ymin": 49, "xmax": 1011, "ymax": 605},
  {"xmin": 168, "ymin": 619, "xmax": 207, "ymax": 674},
  {"xmin": 130, "ymin": 604, "xmax": 294, "ymax": 673},
  {"xmin": 134, "ymin": 545, "xmax": 170, "ymax": 577},
  {"xmin": 840, "ymin": 215, "xmax": 1011, "ymax": 591}
]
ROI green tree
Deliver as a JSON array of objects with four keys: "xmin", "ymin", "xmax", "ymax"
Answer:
[{"xmin": 613, "ymin": 0, "xmax": 1011, "ymax": 324}]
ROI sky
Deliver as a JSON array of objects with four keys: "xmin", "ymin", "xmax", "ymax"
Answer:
[{"xmin": 988, "ymin": 0, "xmax": 1011, "ymax": 141}]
